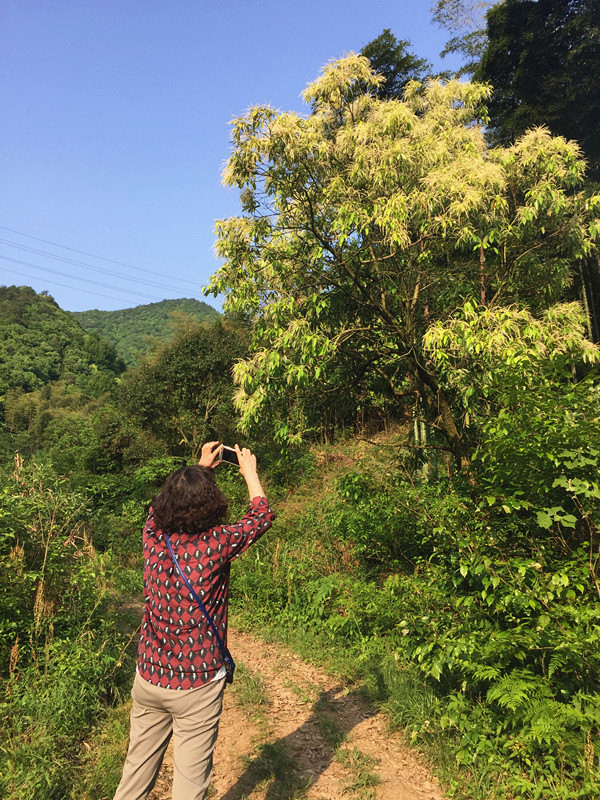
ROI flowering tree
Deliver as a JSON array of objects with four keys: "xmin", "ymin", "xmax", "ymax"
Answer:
[{"xmin": 207, "ymin": 54, "xmax": 600, "ymax": 467}]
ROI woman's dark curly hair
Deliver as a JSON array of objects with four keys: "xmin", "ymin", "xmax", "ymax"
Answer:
[{"xmin": 152, "ymin": 465, "xmax": 228, "ymax": 534}]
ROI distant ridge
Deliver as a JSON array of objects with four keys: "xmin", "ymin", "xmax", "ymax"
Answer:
[
  {"xmin": 73, "ymin": 298, "xmax": 220, "ymax": 366},
  {"xmin": 0, "ymin": 285, "xmax": 124, "ymax": 400}
]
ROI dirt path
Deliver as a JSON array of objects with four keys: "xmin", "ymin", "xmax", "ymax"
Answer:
[{"xmin": 147, "ymin": 628, "xmax": 444, "ymax": 800}]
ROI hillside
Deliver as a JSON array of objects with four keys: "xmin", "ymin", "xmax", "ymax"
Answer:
[
  {"xmin": 72, "ymin": 298, "xmax": 220, "ymax": 366},
  {"xmin": 0, "ymin": 285, "xmax": 124, "ymax": 402}
]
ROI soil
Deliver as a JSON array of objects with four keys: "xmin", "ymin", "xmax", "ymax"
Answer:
[{"xmin": 146, "ymin": 628, "xmax": 445, "ymax": 800}]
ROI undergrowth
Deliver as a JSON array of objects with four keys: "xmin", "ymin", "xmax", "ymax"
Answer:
[
  {"xmin": 4, "ymin": 426, "xmax": 599, "ymax": 800},
  {"xmin": 229, "ymin": 434, "xmax": 600, "ymax": 800},
  {"xmin": 0, "ymin": 458, "xmax": 139, "ymax": 800}
]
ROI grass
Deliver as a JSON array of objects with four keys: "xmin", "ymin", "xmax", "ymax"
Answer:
[
  {"xmin": 69, "ymin": 702, "xmax": 132, "ymax": 800},
  {"xmin": 236, "ymin": 741, "xmax": 310, "ymax": 800},
  {"xmin": 282, "ymin": 678, "xmax": 317, "ymax": 704},
  {"xmin": 232, "ymin": 661, "xmax": 271, "ymax": 725},
  {"xmin": 335, "ymin": 746, "xmax": 381, "ymax": 799},
  {"xmin": 0, "ymin": 627, "xmax": 133, "ymax": 800}
]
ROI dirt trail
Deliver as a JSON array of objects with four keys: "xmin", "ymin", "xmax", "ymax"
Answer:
[{"xmin": 147, "ymin": 628, "xmax": 444, "ymax": 800}]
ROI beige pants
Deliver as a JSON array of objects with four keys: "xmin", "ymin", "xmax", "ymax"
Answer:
[{"xmin": 113, "ymin": 672, "xmax": 226, "ymax": 800}]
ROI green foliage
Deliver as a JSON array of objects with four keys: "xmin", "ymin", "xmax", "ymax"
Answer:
[
  {"xmin": 0, "ymin": 457, "xmax": 130, "ymax": 800},
  {"xmin": 0, "ymin": 631, "xmax": 126, "ymax": 800},
  {"xmin": 118, "ymin": 317, "xmax": 248, "ymax": 460},
  {"xmin": 2, "ymin": 40, "xmax": 600, "ymax": 800},
  {"xmin": 402, "ymin": 521, "xmax": 600, "ymax": 798},
  {"xmin": 4, "ymin": 381, "xmax": 167, "ymax": 479},
  {"xmin": 361, "ymin": 28, "xmax": 431, "ymax": 99},
  {"xmin": 425, "ymin": 301, "xmax": 600, "ymax": 531},
  {"xmin": 431, "ymin": 0, "xmax": 494, "ymax": 76},
  {"xmin": 0, "ymin": 286, "xmax": 124, "ymax": 411},
  {"xmin": 73, "ymin": 297, "xmax": 220, "ymax": 367},
  {"xmin": 0, "ymin": 458, "xmax": 101, "ymax": 666},
  {"xmin": 67, "ymin": 701, "xmax": 131, "ymax": 800},
  {"xmin": 230, "ymin": 420, "xmax": 600, "ymax": 797},
  {"xmin": 330, "ymin": 469, "xmax": 440, "ymax": 568},
  {"xmin": 87, "ymin": 403, "xmax": 168, "ymax": 475},
  {"xmin": 208, "ymin": 54, "xmax": 600, "ymax": 466},
  {"xmin": 475, "ymin": 0, "xmax": 600, "ymax": 176},
  {"xmin": 5, "ymin": 382, "xmax": 99, "ymax": 467}
]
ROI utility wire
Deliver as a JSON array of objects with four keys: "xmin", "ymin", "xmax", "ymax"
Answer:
[
  {"xmin": 1, "ymin": 266, "xmax": 156, "ymax": 305},
  {"xmin": 0, "ymin": 224, "xmax": 208, "ymax": 290},
  {"xmin": 0, "ymin": 238, "xmax": 195, "ymax": 295},
  {"xmin": 0, "ymin": 256, "xmax": 165, "ymax": 303}
]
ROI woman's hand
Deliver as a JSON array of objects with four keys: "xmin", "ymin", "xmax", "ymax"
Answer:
[
  {"xmin": 234, "ymin": 445, "xmax": 256, "ymax": 477},
  {"xmin": 234, "ymin": 445, "xmax": 266, "ymax": 499},
  {"xmin": 198, "ymin": 441, "xmax": 222, "ymax": 468}
]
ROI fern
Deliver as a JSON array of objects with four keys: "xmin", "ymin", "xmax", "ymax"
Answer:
[
  {"xmin": 468, "ymin": 663, "xmax": 502, "ymax": 682},
  {"xmin": 486, "ymin": 670, "xmax": 539, "ymax": 712}
]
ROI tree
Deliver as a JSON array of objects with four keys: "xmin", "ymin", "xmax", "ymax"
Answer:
[
  {"xmin": 431, "ymin": 0, "xmax": 495, "ymax": 76},
  {"xmin": 472, "ymin": 0, "xmax": 600, "ymax": 341},
  {"xmin": 207, "ymin": 54, "xmax": 600, "ymax": 468},
  {"xmin": 118, "ymin": 319, "xmax": 247, "ymax": 460},
  {"xmin": 361, "ymin": 29, "xmax": 431, "ymax": 99},
  {"xmin": 425, "ymin": 300, "xmax": 600, "ymax": 525},
  {"xmin": 474, "ymin": 0, "xmax": 600, "ymax": 176},
  {"xmin": 0, "ymin": 286, "xmax": 124, "ymax": 408}
]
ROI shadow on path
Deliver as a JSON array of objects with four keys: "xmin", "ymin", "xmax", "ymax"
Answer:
[{"xmin": 218, "ymin": 685, "xmax": 376, "ymax": 800}]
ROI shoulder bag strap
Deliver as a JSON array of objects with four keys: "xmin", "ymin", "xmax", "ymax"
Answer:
[{"xmin": 164, "ymin": 532, "xmax": 235, "ymax": 683}]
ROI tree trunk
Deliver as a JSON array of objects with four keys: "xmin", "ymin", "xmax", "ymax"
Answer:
[{"xmin": 410, "ymin": 357, "xmax": 470, "ymax": 470}]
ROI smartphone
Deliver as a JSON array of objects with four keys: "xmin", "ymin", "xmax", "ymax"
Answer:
[{"xmin": 218, "ymin": 445, "xmax": 239, "ymax": 466}]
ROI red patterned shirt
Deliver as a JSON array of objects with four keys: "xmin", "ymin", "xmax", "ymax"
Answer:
[{"xmin": 137, "ymin": 495, "xmax": 275, "ymax": 689}]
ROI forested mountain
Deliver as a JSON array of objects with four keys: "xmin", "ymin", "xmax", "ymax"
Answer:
[
  {"xmin": 0, "ymin": 285, "xmax": 124, "ymax": 404},
  {"xmin": 73, "ymin": 298, "xmax": 220, "ymax": 366}
]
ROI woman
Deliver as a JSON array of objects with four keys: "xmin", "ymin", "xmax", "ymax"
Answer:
[{"xmin": 114, "ymin": 441, "xmax": 275, "ymax": 800}]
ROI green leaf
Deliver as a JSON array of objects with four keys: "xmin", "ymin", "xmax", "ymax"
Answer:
[
  {"xmin": 560, "ymin": 514, "xmax": 577, "ymax": 529},
  {"xmin": 536, "ymin": 511, "xmax": 552, "ymax": 529}
]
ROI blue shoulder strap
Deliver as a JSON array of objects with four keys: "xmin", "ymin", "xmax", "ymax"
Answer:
[{"xmin": 164, "ymin": 532, "xmax": 235, "ymax": 684}]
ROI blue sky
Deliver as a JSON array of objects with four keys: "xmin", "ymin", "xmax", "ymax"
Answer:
[{"xmin": 1, "ymin": 0, "xmax": 459, "ymax": 312}]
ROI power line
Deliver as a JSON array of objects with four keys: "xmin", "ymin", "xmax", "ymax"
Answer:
[
  {"xmin": 0, "ymin": 238, "xmax": 196, "ymax": 295},
  {"xmin": 0, "ymin": 224, "xmax": 208, "ymax": 290},
  {"xmin": 0, "ymin": 256, "xmax": 168, "ymax": 302},
  {"xmin": 1, "ymin": 266, "xmax": 157, "ymax": 306}
]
